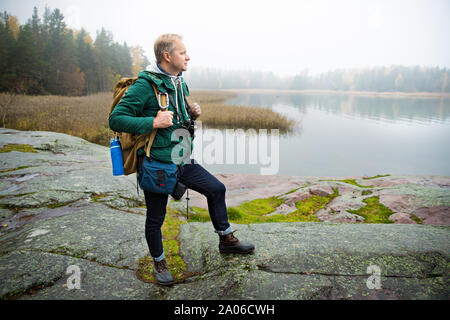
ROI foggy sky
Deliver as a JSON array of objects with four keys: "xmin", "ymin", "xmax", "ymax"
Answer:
[{"xmin": 2, "ymin": 0, "xmax": 449, "ymax": 76}]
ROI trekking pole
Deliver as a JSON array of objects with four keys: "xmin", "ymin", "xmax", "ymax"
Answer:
[{"xmin": 186, "ymin": 189, "xmax": 189, "ymax": 220}]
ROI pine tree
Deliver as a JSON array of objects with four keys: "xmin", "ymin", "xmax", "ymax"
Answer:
[{"xmin": 0, "ymin": 12, "xmax": 17, "ymax": 92}]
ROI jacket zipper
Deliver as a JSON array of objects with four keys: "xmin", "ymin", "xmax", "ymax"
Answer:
[{"xmin": 171, "ymin": 77, "xmax": 190, "ymax": 123}]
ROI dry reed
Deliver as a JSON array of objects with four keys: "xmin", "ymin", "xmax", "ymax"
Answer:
[{"xmin": 1, "ymin": 90, "xmax": 295, "ymax": 146}]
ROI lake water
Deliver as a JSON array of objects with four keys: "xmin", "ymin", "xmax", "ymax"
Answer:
[{"xmin": 193, "ymin": 91, "xmax": 450, "ymax": 177}]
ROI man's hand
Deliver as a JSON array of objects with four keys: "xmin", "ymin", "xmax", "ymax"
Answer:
[
  {"xmin": 190, "ymin": 102, "xmax": 201, "ymax": 119},
  {"xmin": 153, "ymin": 110, "xmax": 173, "ymax": 129}
]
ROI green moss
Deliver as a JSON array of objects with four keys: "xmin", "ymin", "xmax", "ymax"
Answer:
[
  {"xmin": 226, "ymin": 207, "xmax": 244, "ymax": 220},
  {"xmin": 5, "ymin": 192, "xmax": 37, "ymax": 198},
  {"xmin": 137, "ymin": 207, "xmax": 198, "ymax": 284},
  {"xmin": 289, "ymin": 198, "xmax": 326, "ymax": 222},
  {"xmin": 362, "ymin": 190, "xmax": 373, "ymax": 196},
  {"xmin": 91, "ymin": 194, "xmax": 109, "ymax": 202},
  {"xmin": 0, "ymin": 144, "xmax": 38, "ymax": 153},
  {"xmin": 0, "ymin": 166, "xmax": 31, "ymax": 173},
  {"xmin": 187, "ymin": 206, "xmax": 211, "ymax": 222},
  {"xmin": 362, "ymin": 174, "xmax": 390, "ymax": 180},
  {"xmin": 239, "ymin": 197, "xmax": 284, "ymax": 216},
  {"xmin": 283, "ymin": 185, "xmax": 308, "ymax": 195},
  {"xmin": 49, "ymin": 246, "xmax": 70, "ymax": 255},
  {"xmin": 288, "ymin": 188, "xmax": 339, "ymax": 222},
  {"xmin": 162, "ymin": 239, "xmax": 187, "ymax": 281},
  {"xmin": 0, "ymin": 203, "xmax": 20, "ymax": 212},
  {"xmin": 295, "ymin": 194, "xmax": 330, "ymax": 214},
  {"xmin": 46, "ymin": 201, "xmax": 74, "ymax": 209},
  {"xmin": 226, "ymin": 198, "xmax": 282, "ymax": 224},
  {"xmin": 410, "ymin": 214, "xmax": 423, "ymax": 224},
  {"xmin": 185, "ymin": 188, "xmax": 338, "ymax": 225},
  {"xmin": 327, "ymin": 174, "xmax": 390, "ymax": 189},
  {"xmin": 347, "ymin": 196, "xmax": 395, "ymax": 223},
  {"xmin": 48, "ymin": 247, "xmax": 89, "ymax": 259},
  {"xmin": 327, "ymin": 179, "xmax": 372, "ymax": 189}
]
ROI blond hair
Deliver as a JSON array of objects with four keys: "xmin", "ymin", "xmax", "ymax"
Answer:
[{"xmin": 154, "ymin": 34, "xmax": 183, "ymax": 64}]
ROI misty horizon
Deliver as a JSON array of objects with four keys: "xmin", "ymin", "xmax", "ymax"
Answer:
[
  {"xmin": 1, "ymin": 0, "xmax": 449, "ymax": 77},
  {"xmin": 185, "ymin": 64, "xmax": 449, "ymax": 78}
]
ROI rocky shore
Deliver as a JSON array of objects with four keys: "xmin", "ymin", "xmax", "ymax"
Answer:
[{"xmin": 0, "ymin": 128, "xmax": 448, "ymax": 299}]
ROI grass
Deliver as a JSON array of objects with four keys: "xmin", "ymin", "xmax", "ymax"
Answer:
[
  {"xmin": 1, "ymin": 90, "xmax": 295, "ymax": 147},
  {"xmin": 197, "ymin": 104, "xmax": 295, "ymax": 133},
  {"xmin": 2, "ymin": 93, "xmax": 111, "ymax": 145}
]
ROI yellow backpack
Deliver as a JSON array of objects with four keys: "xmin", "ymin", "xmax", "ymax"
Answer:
[{"xmin": 109, "ymin": 77, "xmax": 167, "ymax": 175}]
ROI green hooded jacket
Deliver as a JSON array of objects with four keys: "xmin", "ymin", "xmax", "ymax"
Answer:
[{"xmin": 108, "ymin": 66, "xmax": 193, "ymax": 165}]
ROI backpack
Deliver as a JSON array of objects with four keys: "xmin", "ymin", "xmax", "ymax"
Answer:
[{"xmin": 108, "ymin": 77, "xmax": 167, "ymax": 175}]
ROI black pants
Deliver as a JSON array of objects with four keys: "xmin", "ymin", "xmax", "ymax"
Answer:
[{"xmin": 142, "ymin": 159, "xmax": 231, "ymax": 261}]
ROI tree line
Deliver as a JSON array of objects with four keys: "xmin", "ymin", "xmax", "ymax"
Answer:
[
  {"xmin": 290, "ymin": 65, "xmax": 449, "ymax": 92},
  {"xmin": 185, "ymin": 65, "xmax": 449, "ymax": 92},
  {"xmin": 0, "ymin": 7, "xmax": 149, "ymax": 96}
]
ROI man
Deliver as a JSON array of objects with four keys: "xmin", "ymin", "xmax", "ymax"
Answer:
[{"xmin": 109, "ymin": 34, "xmax": 254, "ymax": 286}]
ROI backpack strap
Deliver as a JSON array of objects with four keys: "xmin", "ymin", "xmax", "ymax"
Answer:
[{"xmin": 144, "ymin": 83, "xmax": 168, "ymax": 158}]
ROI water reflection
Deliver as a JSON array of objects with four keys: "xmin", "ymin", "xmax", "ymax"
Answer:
[
  {"xmin": 201, "ymin": 91, "xmax": 450, "ymax": 176},
  {"xmin": 226, "ymin": 92, "xmax": 450, "ymax": 125}
]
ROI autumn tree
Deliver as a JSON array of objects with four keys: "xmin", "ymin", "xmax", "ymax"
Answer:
[
  {"xmin": 131, "ymin": 45, "xmax": 150, "ymax": 76},
  {"xmin": 0, "ymin": 7, "xmax": 143, "ymax": 96}
]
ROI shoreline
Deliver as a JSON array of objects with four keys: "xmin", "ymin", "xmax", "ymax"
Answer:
[{"xmin": 195, "ymin": 88, "xmax": 450, "ymax": 99}]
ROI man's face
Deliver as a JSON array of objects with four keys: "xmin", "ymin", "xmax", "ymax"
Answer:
[{"xmin": 168, "ymin": 39, "xmax": 190, "ymax": 74}]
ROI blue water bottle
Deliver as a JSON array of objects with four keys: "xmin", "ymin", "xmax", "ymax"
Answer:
[{"xmin": 110, "ymin": 137, "xmax": 124, "ymax": 176}]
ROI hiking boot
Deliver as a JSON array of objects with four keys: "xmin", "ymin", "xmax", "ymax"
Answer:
[
  {"xmin": 219, "ymin": 230, "xmax": 255, "ymax": 254},
  {"xmin": 153, "ymin": 259, "xmax": 174, "ymax": 286}
]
